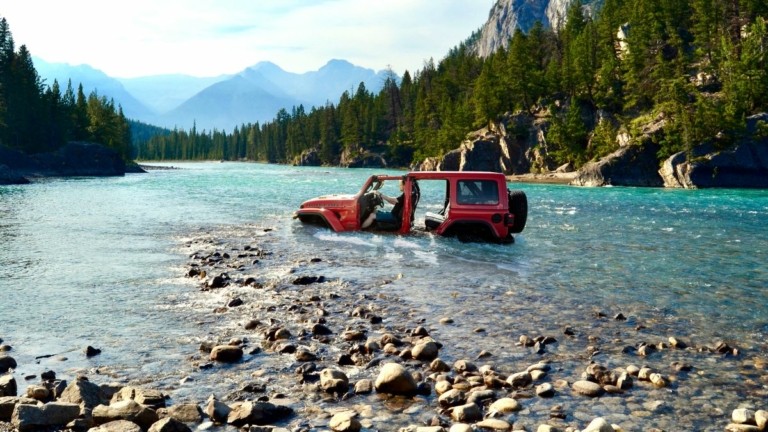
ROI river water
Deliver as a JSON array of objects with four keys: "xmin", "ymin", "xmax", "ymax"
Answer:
[{"xmin": 1, "ymin": 162, "xmax": 766, "ymax": 430}]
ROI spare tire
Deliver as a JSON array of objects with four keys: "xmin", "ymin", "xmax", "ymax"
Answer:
[{"xmin": 508, "ymin": 189, "xmax": 528, "ymax": 234}]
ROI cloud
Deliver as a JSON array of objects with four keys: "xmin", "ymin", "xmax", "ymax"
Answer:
[{"xmin": 1, "ymin": 0, "xmax": 490, "ymax": 77}]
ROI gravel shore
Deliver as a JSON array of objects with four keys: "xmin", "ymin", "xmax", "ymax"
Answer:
[{"xmin": 2, "ymin": 225, "xmax": 766, "ymax": 431}]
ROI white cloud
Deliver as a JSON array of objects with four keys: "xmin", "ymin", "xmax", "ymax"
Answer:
[{"xmin": 1, "ymin": 0, "xmax": 491, "ymax": 77}]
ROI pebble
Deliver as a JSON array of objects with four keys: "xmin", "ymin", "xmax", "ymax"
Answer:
[
  {"xmin": 488, "ymin": 397, "xmax": 521, "ymax": 414},
  {"xmin": 475, "ymin": 418, "xmax": 511, "ymax": 430},
  {"xmin": 572, "ymin": 380, "xmax": 604, "ymax": 397}
]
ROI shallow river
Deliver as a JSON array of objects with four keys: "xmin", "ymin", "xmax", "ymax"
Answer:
[{"xmin": 1, "ymin": 162, "xmax": 766, "ymax": 430}]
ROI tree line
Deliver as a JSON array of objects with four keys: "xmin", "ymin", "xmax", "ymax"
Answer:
[
  {"xmin": 138, "ymin": 0, "xmax": 767, "ymax": 168},
  {"xmin": 0, "ymin": 17, "xmax": 132, "ymax": 159}
]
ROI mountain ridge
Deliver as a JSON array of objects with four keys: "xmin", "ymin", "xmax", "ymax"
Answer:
[{"xmin": 33, "ymin": 58, "xmax": 393, "ymax": 132}]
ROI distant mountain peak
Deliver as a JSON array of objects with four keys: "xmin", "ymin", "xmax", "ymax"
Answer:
[
  {"xmin": 248, "ymin": 61, "xmax": 284, "ymax": 72},
  {"xmin": 472, "ymin": 0, "xmax": 602, "ymax": 57}
]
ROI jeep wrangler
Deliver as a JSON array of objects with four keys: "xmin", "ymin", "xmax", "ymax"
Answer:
[{"xmin": 294, "ymin": 171, "xmax": 527, "ymax": 243}]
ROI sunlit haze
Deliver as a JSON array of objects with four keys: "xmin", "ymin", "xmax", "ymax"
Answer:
[{"xmin": 1, "ymin": 0, "xmax": 492, "ymax": 78}]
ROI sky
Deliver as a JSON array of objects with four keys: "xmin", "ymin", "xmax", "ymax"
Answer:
[{"xmin": 1, "ymin": 0, "xmax": 493, "ymax": 78}]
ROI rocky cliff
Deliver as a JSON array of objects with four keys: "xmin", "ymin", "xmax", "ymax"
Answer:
[
  {"xmin": 658, "ymin": 114, "xmax": 768, "ymax": 189},
  {"xmin": 414, "ymin": 109, "xmax": 768, "ymax": 189},
  {"xmin": 472, "ymin": 0, "xmax": 602, "ymax": 58}
]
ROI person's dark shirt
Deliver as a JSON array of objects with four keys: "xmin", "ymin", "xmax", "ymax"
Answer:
[{"xmin": 391, "ymin": 194, "xmax": 405, "ymax": 220}]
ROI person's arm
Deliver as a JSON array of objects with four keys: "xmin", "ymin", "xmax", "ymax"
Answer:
[{"xmin": 378, "ymin": 192, "xmax": 399, "ymax": 205}]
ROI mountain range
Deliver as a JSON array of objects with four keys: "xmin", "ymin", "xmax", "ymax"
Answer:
[
  {"xmin": 34, "ymin": 58, "xmax": 391, "ymax": 131},
  {"xmin": 33, "ymin": 0, "xmax": 593, "ymax": 133}
]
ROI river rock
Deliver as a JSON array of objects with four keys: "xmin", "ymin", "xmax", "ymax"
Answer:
[
  {"xmin": 438, "ymin": 389, "xmax": 466, "ymax": 407},
  {"xmin": 489, "ymin": 397, "xmax": 521, "ymax": 414},
  {"xmin": 536, "ymin": 383, "xmax": 555, "ymax": 398},
  {"xmin": 476, "ymin": 418, "xmax": 512, "ymax": 430},
  {"xmin": 756, "ymin": 410, "xmax": 767, "ymax": 430},
  {"xmin": 449, "ymin": 403, "xmax": 482, "ymax": 422},
  {"xmin": 354, "ymin": 379, "xmax": 373, "ymax": 394},
  {"xmin": 329, "ymin": 411, "xmax": 361, "ymax": 432},
  {"xmin": 210, "ymin": 345, "xmax": 243, "ymax": 362},
  {"xmin": 449, "ymin": 424, "xmax": 472, "ymax": 432},
  {"xmin": 453, "ymin": 360, "xmax": 477, "ymax": 373},
  {"xmin": 732, "ymin": 408, "xmax": 757, "ymax": 424},
  {"xmin": 0, "ymin": 396, "xmax": 36, "ymax": 421},
  {"xmin": 467, "ymin": 389, "xmax": 495, "ymax": 405},
  {"xmin": 582, "ymin": 417, "xmax": 614, "ymax": 432},
  {"xmin": 435, "ymin": 380, "xmax": 452, "ymax": 395},
  {"xmin": 111, "ymin": 386, "xmax": 166, "ymax": 409},
  {"xmin": 374, "ymin": 363, "xmax": 418, "ymax": 396},
  {"xmin": 226, "ymin": 401, "xmax": 293, "ymax": 426},
  {"xmin": 11, "ymin": 401, "xmax": 80, "ymax": 432},
  {"xmin": 649, "ymin": 373, "xmax": 667, "ymax": 388},
  {"xmin": 320, "ymin": 368, "xmax": 349, "ymax": 394},
  {"xmin": 506, "ymin": 371, "xmax": 532, "ymax": 388},
  {"xmin": 412, "ymin": 341, "xmax": 439, "ymax": 361},
  {"xmin": 165, "ymin": 403, "xmax": 202, "ymax": 423},
  {"xmin": 59, "ymin": 379, "xmax": 105, "ymax": 409},
  {"xmin": 90, "ymin": 419, "xmax": 143, "ymax": 432},
  {"xmin": 25, "ymin": 385, "xmax": 49, "ymax": 401},
  {"xmin": 725, "ymin": 425, "xmax": 762, "ymax": 432},
  {"xmin": 0, "ymin": 375, "xmax": 16, "ymax": 397},
  {"xmin": 204, "ymin": 395, "xmax": 230, "ymax": 423},
  {"xmin": 147, "ymin": 416, "xmax": 192, "ymax": 432},
  {"xmin": 572, "ymin": 380, "xmax": 604, "ymax": 397},
  {"xmin": 92, "ymin": 399, "xmax": 159, "ymax": 430},
  {"xmin": 0, "ymin": 356, "xmax": 17, "ymax": 373},
  {"xmin": 430, "ymin": 359, "xmax": 450, "ymax": 372}
]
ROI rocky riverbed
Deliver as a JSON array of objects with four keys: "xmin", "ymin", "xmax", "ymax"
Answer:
[{"xmin": 1, "ymin": 225, "xmax": 767, "ymax": 431}]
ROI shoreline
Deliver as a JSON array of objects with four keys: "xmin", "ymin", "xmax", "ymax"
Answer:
[
  {"xmin": 2, "ymin": 225, "xmax": 767, "ymax": 431},
  {"xmin": 507, "ymin": 172, "xmax": 578, "ymax": 185}
]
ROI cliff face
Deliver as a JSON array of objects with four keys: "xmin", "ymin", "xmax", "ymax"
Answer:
[{"xmin": 472, "ymin": 0, "xmax": 602, "ymax": 58}]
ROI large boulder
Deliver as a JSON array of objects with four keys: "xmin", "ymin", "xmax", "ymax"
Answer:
[
  {"xmin": 226, "ymin": 401, "xmax": 293, "ymax": 427},
  {"xmin": 572, "ymin": 142, "xmax": 664, "ymax": 187},
  {"xmin": 11, "ymin": 402, "xmax": 81, "ymax": 432},
  {"xmin": 59, "ymin": 379, "xmax": 105, "ymax": 410},
  {"xmin": 92, "ymin": 400, "xmax": 159, "ymax": 430}
]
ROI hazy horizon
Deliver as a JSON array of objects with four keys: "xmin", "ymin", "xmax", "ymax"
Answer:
[{"xmin": 2, "ymin": 1, "xmax": 492, "ymax": 79}]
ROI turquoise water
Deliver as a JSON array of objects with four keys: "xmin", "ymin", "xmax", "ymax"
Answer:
[{"xmin": 1, "ymin": 162, "xmax": 767, "ymax": 428}]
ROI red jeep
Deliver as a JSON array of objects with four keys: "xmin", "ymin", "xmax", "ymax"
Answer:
[{"xmin": 294, "ymin": 171, "xmax": 527, "ymax": 243}]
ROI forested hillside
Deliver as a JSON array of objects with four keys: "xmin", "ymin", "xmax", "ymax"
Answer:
[{"xmin": 0, "ymin": 18, "xmax": 132, "ymax": 159}]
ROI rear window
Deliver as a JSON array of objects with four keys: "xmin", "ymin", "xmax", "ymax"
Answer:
[{"xmin": 456, "ymin": 180, "xmax": 499, "ymax": 205}]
